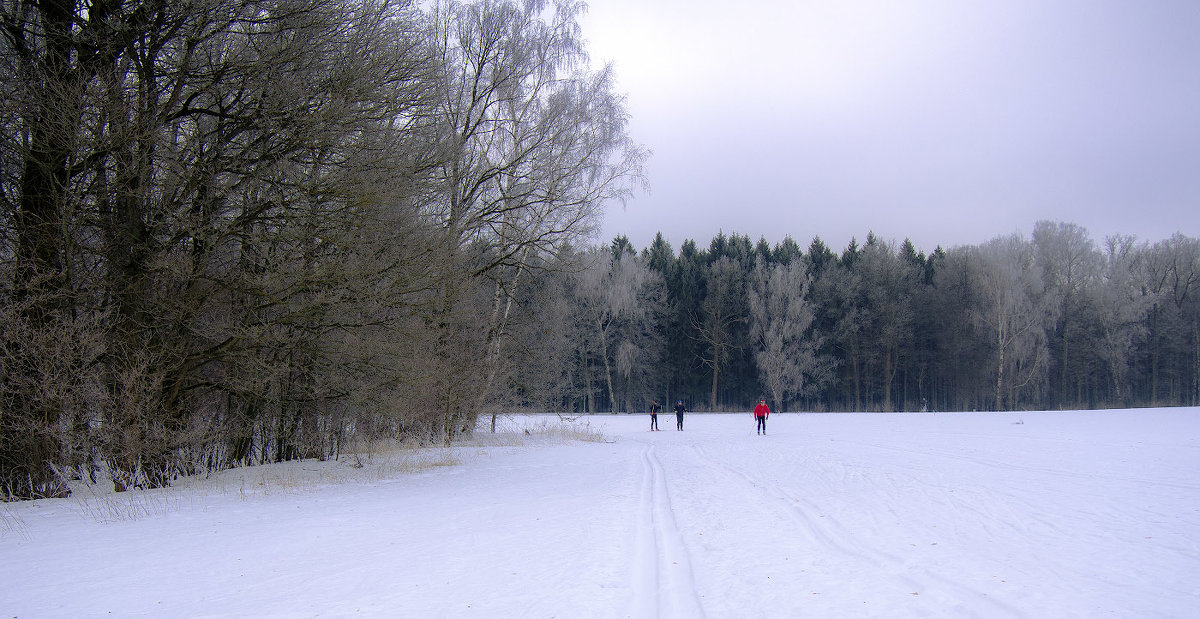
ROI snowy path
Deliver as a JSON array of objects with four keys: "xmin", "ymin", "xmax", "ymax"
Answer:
[
  {"xmin": 625, "ymin": 424, "xmax": 1021, "ymax": 617},
  {"xmin": 2, "ymin": 409, "xmax": 1199, "ymax": 618},
  {"xmin": 630, "ymin": 444, "xmax": 703, "ymax": 618},
  {"xmin": 681, "ymin": 436, "xmax": 1018, "ymax": 617}
]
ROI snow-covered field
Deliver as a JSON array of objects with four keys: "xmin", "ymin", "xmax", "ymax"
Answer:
[{"xmin": 3, "ymin": 409, "xmax": 1198, "ymax": 618}]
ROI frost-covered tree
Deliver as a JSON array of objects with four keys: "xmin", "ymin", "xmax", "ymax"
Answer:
[
  {"xmin": 971, "ymin": 235, "xmax": 1054, "ymax": 410},
  {"xmin": 1091, "ymin": 236, "xmax": 1152, "ymax": 404},
  {"xmin": 1033, "ymin": 221, "xmax": 1101, "ymax": 406},
  {"xmin": 748, "ymin": 257, "xmax": 831, "ymax": 411},
  {"xmin": 574, "ymin": 249, "xmax": 663, "ymax": 412}
]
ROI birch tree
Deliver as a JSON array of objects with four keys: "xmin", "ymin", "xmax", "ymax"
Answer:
[
  {"xmin": 426, "ymin": 0, "xmax": 647, "ymax": 435},
  {"xmin": 971, "ymin": 235, "xmax": 1053, "ymax": 410}
]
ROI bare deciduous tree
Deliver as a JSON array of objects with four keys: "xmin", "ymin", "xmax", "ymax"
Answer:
[
  {"xmin": 425, "ymin": 0, "xmax": 646, "ymax": 437},
  {"xmin": 1, "ymin": 0, "xmax": 450, "ymax": 495}
]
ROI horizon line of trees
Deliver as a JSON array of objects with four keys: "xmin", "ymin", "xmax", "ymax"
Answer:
[{"xmin": 504, "ymin": 223, "xmax": 1198, "ymax": 418}]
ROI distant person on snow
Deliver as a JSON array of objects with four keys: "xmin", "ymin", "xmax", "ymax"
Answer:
[
  {"xmin": 674, "ymin": 400, "xmax": 687, "ymax": 430},
  {"xmin": 754, "ymin": 398, "xmax": 770, "ymax": 435},
  {"xmin": 649, "ymin": 400, "xmax": 661, "ymax": 431}
]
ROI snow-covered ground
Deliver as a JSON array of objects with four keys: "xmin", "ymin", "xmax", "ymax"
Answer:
[{"xmin": 3, "ymin": 409, "xmax": 1198, "ymax": 618}]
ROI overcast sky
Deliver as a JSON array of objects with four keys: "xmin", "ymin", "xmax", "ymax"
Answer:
[{"xmin": 580, "ymin": 0, "xmax": 1200, "ymax": 254}]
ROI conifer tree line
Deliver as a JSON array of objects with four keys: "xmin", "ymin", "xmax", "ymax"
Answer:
[
  {"xmin": 1, "ymin": 0, "xmax": 646, "ymax": 499},
  {"xmin": 532, "ymin": 225, "xmax": 1199, "ymax": 419}
]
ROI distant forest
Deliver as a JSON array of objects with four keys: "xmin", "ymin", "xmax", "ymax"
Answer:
[
  {"xmin": 2, "ymin": 0, "xmax": 1195, "ymax": 501},
  {"xmin": 538, "ymin": 224, "xmax": 1199, "ymax": 416}
]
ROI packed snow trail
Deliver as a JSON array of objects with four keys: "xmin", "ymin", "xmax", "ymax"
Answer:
[
  {"xmin": 629, "ymin": 444, "xmax": 704, "ymax": 618},
  {"xmin": 2, "ymin": 409, "xmax": 1198, "ymax": 618},
  {"xmin": 685, "ymin": 441, "xmax": 1020, "ymax": 617},
  {"xmin": 626, "ymin": 418, "xmax": 1022, "ymax": 617}
]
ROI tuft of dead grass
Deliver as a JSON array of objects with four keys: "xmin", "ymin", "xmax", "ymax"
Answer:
[
  {"xmin": 0, "ymin": 503, "xmax": 28, "ymax": 540},
  {"xmin": 68, "ymin": 481, "xmax": 190, "ymax": 524},
  {"xmin": 9, "ymin": 414, "xmax": 608, "ymax": 525},
  {"xmin": 484, "ymin": 414, "xmax": 612, "ymax": 444}
]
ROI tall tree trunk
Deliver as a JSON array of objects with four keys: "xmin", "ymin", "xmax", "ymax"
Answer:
[
  {"xmin": 4, "ymin": 0, "xmax": 81, "ymax": 499},
  {"xmin": 883, "ymin": 348, "xmax": 895, "ymax": 411},
  {"xmin": 599, "ymin": 321, "xmax": 616, "ymax": 412},
  {"xmin": 485, "ymin": 254, "xmax": 528, "ymax": 431},
  {"xmin": 1193, "ymin": 316, "xmax": 1200, "ymax": 406},
  {"xmin": 710, "ymin": 362, "xmax": 719, "ymax": 412},
  {"xmin": 996, "ymin": 323, "xmax": 1007, "ymax": 411}
]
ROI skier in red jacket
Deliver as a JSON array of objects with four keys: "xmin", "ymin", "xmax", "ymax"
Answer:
[{"xmin": 754, "ymin": 399, "xmax": 770, "ymax": 435}]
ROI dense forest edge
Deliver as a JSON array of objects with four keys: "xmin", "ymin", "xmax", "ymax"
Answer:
[
  {"xmin": 592, "ymin": 225, "xmax": 1198, "ymax": 418},
  {"xmin": 2, "ymin": 1, "xmax": 1196, "ymax": 500}
]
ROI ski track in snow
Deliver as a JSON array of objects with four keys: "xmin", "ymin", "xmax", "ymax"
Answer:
[
  {"xmin": 3, "ymin": 409, "xmax": 1198, "ymax": 618},
  {"xmin": 830, "ymin": 438, "xmax": 1200, "ymax": 492},
  {"xmin": 689, "ymin": 442, "xmax": 1023, "ymax": 618},
  {"xmin": 631, "ymin": 443, "xmax": 705, "ymax": 618}
]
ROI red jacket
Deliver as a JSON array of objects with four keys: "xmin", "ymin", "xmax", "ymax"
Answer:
[{"xmin": 754, "ymin": 403, "xmax": 770, "ymax": 418}]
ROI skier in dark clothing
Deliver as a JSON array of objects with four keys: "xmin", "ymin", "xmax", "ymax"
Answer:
[
  {"xmin": 674, "ymin": 400, "xmax": 686, "ymax": 430},
  {"xmin": 649, "ymin": 400, "xmax": 661, "ymax": 431},
  {"xmin": 754, "ymin": 398, "xmax": 770, "ymax": 435}
]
